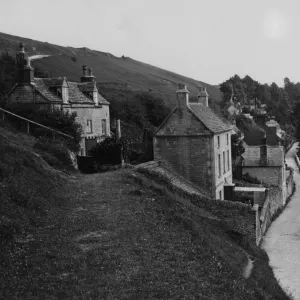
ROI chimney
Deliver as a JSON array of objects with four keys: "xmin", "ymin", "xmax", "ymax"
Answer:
[
  {"xmin": 80, "ymin": 65, "xmax": 95, "ymax": 82},
  {"xmin": 19, "ymin": 42, "xmax": 25, "ymax": 53},
  {"xmin": 197, "ymin": 85, "xmax": 209, "ymax": 106},
  {"xmin": 16, "ymin": 42, "xmax": 34, "ymax": 83},
  {"xmin": 260, "ymin": 134, "xmax": 268, "ymax": 166},
  {"xmin": 176, "ymin": 83, "xmax": 189, "ymax": 108}
]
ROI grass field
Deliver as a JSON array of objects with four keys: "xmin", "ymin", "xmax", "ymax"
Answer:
[{"xmin": 0, "ymin": 124, "xmax": 292, "ymax": 299}]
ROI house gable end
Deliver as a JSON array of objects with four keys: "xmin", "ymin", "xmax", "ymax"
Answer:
[
  {"xmin": 8, "ymin": 83, "xmax": 50, "ymax": 104},
  {"xmin": 155, "ymin": 106, "xmax": 211, "ymax": 136}
]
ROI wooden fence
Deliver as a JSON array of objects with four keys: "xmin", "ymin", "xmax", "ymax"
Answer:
[{"xmin": 0, "ymin": 107, "xmax": 74, "ymax": 140}]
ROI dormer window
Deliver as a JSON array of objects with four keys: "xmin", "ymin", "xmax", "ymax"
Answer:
[
  {"xmin": 83, "ymin": 91, "xmax": 93, "ymax": 100},
  {"xmin": 49, "ymin": 87, "xmax": 62, "ymax": 98}
]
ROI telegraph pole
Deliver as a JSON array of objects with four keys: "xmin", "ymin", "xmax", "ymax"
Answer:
[{"xmin": 116, "ymin": 119, "xmax": 124, "ymax": 166}]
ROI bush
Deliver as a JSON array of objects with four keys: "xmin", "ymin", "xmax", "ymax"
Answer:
[
  {"xmin": 91, "ymin": 137, "xmax": 130, "ymax": 165},
  {"xmin": 4, "ymin": 106, "xmax": 83, "ymax": 152}
]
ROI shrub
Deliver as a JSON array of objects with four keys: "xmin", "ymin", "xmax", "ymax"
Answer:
[
  {"xmin": 4, "ymin": 106, "xmax": 83, "ymax": 152},
  {"xmin": 91, "ymin": 137, "xmax": 129, "ymax": 165}
]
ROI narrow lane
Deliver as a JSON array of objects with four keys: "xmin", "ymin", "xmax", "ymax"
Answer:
[{"xmin": 262, "ymin": 142, "xmax": 300, "ymax": 300}]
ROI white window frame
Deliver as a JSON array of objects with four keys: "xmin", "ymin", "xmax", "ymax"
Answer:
[{"xmin": 86, "ymin": 119, "xmax": 93, "ymax": 134}]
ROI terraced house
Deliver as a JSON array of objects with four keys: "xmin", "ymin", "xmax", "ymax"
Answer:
[
  {"xmin": 7, "ymin": 43, "xmax": 110, "ymax": 156},
  {"xmin": 154, "ymin": 84, "xmax": 232, "ymax": 199}
]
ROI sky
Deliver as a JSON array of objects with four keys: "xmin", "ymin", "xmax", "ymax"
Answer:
[{"xmin": 0, "ymin": 0, "xmax": 299, "ymax": 86}]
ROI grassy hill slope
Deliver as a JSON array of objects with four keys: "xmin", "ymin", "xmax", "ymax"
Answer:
[
  {"xmin": 0, "ymin": 31, "xmax": 221, "ymax": 107},
  {"xmin": 0, "ymin": 125, "xmax": 291, "ymax": 299}
]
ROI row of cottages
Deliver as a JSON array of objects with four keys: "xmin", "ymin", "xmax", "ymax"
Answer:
[
  {"xmin": 154, "ymin": 84, "xmax": 233, "ymax": 200},
  {"xmin": 7, "ymin": 43, "xmax": 110, "ymax": 156}
]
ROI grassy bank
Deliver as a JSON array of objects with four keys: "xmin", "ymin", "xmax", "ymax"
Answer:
[{"xmin": 0, "ymin": 126, "xmax": 291, "ymax": 299}]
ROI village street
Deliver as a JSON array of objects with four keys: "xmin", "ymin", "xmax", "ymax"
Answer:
[{"xmin": 262, "ymin": 142, "xmax": 300, "ymax": 300}]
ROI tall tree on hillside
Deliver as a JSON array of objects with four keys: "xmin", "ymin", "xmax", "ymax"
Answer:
[
  {"xmin": 231, "ymin": 75, "xmax": 247, "ymax": 104},
  {"xmin": 257, "ymin": 84, "xmax": 272, "ymax": 107},
  {"xmin": 243, "ymin": 75, "xmax": 259, "ymax": 101}
]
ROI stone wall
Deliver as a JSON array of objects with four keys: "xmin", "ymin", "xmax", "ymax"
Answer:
[
  {"xmin": 66, "ymin": 105, "xmax": 110, "ymax": 156},
  {"xmin": 154, "ymin": 136, "xmax": 212, "ymax": 195},
  {"xmin": 242, "ymin": 167, "xmax": 282, "ymax": 187},
  {"xmin": 286, "ymin": 172, "xmax": 294, "ymax": 198}
]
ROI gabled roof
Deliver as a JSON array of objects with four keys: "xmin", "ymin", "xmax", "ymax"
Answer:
[
  {"xmin": 97, "ymin": 93, "xmax": 110, "ymax": 105},
  {"xmin": 33, "ymin": 78, "xmax": 62, "ymax": 103},
  {"xmin": 77, "ymin": 82, "xmax": 110, "ymax": 105},
  {"xmin": 68, "ymin": 82, "xmax": 95, "ymax": 104},
  {"xmin": 31, "ymin": 78, "xmax": 110, "ymax": 105},
  {"xmin": 188, "ymin": 103, "xmax": 231, "ymax": 133}
]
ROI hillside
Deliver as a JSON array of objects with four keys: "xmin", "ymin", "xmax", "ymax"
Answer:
[
  {"xmin": 0, "ymin": 31, "xmax": 221, "ymax": 107},
  {"xmin": 0, "ymin": 125, "xmax": 291, "ymax": 299}
]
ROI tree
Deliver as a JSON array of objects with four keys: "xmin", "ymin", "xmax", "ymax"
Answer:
[
  {"xmin": 0, "ymin": 52, "xmax": 17, "ymax": 104},
  {"xmin": 6, "ymin": 106, "xmax": 83, "ymax": 152},
  {"xmin": 91, "ymin": 136, "xmax": 129, "ymax": 165},
  {"xmin": 231, "ymin": 134, "xmax": 245, "ymax": 159}
]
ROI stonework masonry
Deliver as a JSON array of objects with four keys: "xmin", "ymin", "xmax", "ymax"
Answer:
[{"xmin": 154, "ymin": 84, "xmax": 232, "ymax": 199}]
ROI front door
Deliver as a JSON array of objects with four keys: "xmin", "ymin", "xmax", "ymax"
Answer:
[{"xmin": 85, "ymin": 137, "xmax": 97, "ymax": 156}]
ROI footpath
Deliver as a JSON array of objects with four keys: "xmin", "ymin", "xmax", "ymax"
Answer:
[{"xmin": 262, "ymin": 142, "xmax": 300, "ymax": 300}]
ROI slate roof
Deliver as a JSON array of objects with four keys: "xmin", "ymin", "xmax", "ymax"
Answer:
[
  {"xmin": 77, "ymin": 82, "xmax": 110, "ymax": 105},
  {"xmin": 31, "ymin": 78, "xmax": 109, "ymax": 105},
  {"xmin": 68, "ymin": 82, "xmax": 94, "ymax": 104},
  {"xmin": 188, "ymin": 103, "xmax": 231, "ymax": 133},
  {"xmin": 32, "ymin": 78, "xmax": 62, "ymax": 103}
]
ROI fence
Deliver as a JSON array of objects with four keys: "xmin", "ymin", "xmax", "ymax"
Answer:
[{"xmin": 0, "ymin": 107, "xmax": 74, "ymax": 140}]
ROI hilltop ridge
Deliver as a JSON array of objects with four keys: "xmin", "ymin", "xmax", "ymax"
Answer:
[{"xmin": 0, "ymin": 31, "xmax": 221, "ymax": 107}]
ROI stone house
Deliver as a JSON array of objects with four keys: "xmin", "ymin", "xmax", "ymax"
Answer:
[
  {"xmin": 242, "ymin": 138, "xmax": 287, "ymax": 206},
  {"xmin": 7, "ymin": 43, "xmax": 110, "ymax": 156},
  {"xmin": 154, "ymin": 84, "xmax": 232, "ymax": 199}
]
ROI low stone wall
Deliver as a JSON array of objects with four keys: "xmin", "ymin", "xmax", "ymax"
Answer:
[
  {"xmin": 286, "ymin": 173, "xmax": 294, "ymax": 198},
  {"xmin": 255, "ymin": 193, "xmax": 272, "ymax": 245},
  {"xmin": 136, "ymin": 164, "xmax": 252, "ymax": 212},
  {"xmin": 136, "ymin": 164, "xmax": 258, "ymax": 246}
]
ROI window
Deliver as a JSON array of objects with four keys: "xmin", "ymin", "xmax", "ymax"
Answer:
[
  {"xmin": 86, "ymin": 119, "xmax": 92, "ymax": 133},
  {"xmin": 49, "ymin": 87, "xmax": 62, "ymax": 99},
  {"xmin": 226, "ymin": 134, "xmax": 229, "ymax": 145},
  {"xmin": 217, "ymin": 136, "xmax": 220, "ymax": 148},
  {"xmin": 227, "ymin": 150, "xmax": 230, "ymax": 171},
  {"xmin": 218, "ymin": 154, "xmax": 221, "ymax": 177},
  {"xmin": 223, "ymin": 151, "xmax": 226, "ymax": 173},
  {"xmin": 102, "ymin": 119, "xmax": 107, "ymax": 135}
]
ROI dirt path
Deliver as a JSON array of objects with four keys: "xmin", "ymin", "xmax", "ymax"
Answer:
[{"xmin": 262, "ymin": 142, "xmax": 300, "ymax": 299}]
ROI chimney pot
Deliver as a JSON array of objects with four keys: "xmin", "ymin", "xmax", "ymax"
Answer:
[
  {"xmin": 176, "ymin": 83, "xmax": 189, "ymax": 108},
  {"xmin": 197, "ymin": 85, "xmax": 209, "ymax": 107},
  {"xmin": 88, "ymin": 68, "xmax": 93, "ymax": 76},
  {"xmin": 82, "ymin": 65, "xmax": 87, "ymax": 76}
]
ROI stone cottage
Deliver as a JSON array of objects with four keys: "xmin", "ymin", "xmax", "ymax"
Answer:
[
  {"xmin": 242, "ymin": 137, "xmax": 287, "ymax": 205},
  {"xmin": 154, "ymin": 84, "xmax": 232, "ymax": 199},
  {"xmin": 7, "ymin": 43, "xmax": 110, "ymax": 156}
]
